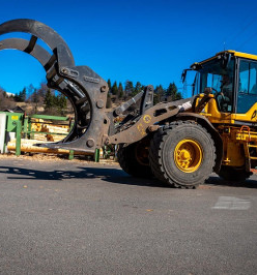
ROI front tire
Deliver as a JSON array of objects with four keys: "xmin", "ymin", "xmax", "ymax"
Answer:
[
  {"xmin": 117, "ymin": 138, "xmax": 152, "ymax": 178},
  {"xmin": 149, "ymin": 121, "xmax": 216, "ymax": 188}
]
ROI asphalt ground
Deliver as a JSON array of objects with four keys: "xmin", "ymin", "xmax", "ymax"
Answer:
[{"xmin": 0, "ymin": 156, "xmax": 257, "ymax": 275}]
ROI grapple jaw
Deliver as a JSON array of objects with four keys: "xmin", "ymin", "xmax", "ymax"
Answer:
[{"xmin": 0, "ymin": 19, "xmax": 110, "ymax": 153}]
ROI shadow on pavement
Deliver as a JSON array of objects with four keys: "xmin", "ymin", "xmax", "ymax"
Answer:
[
  {"xmin": 0, "ymin": 165, "xmax": 167, "ymax": 188},
  {"xmin": 206, "ymin": 176, "xmax": 257, "ymax": 188},
  {"xmin": 1, "ymin": 165, "xmax": 256, "ymax": 189}
]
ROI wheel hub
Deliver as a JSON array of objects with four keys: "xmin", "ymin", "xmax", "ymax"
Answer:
[{"xmin": 174, "ymin": 139, "xmax": 203, "ymax": 173}]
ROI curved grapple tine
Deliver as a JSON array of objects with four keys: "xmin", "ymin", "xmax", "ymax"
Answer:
[
  {"xmin": 0, "ymin": 38, "xmax": 52, "ymax": 68},
  {"xmin": 0, "ymin": 19, "xmax": 75, "ymax": 67},
  {"xmin": 0, "ymin": 19, "xmax": 110, "ymax": 153}
]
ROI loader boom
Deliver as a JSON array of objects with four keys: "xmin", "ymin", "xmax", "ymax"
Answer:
[{"xmin": 0, "ymin": 19, "xmax": 193, "ymax": 152}]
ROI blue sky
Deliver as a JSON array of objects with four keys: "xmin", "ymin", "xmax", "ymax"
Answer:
[{"xmin": 1, "ymin": 0, "xmax": 257, "ymax": 96}]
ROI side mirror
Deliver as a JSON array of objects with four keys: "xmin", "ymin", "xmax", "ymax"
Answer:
[
  {"xmin": 221, "ymin": 53, "xmax": 231, "ymax": 69},
  {"xmin": 181, "ymin": 69, "xmax": 187, "ymax": 83}
]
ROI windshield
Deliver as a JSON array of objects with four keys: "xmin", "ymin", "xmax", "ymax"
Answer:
[
  {"xmin": 199, "ymin": 58, "xmax": 235, "ymax": 94},
  {"xmin": 182, "ymin": 57, "xmax": 235, "ymax": 112},
  {"xmin": 197, "ymin": 58, "xmax": 235, "ymax": 112}
]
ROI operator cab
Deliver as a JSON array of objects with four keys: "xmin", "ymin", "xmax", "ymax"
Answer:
[{"xmin": 182, "ymin": 50, "xmax": 257, "ymax": 114}]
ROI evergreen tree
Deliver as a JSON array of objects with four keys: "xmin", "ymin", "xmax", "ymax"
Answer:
[
  {"xmin": 107, "ymin": 79, "xmax": 112, "ymax": 94},
  {"xmin": 14, "ymin": 87, "xmax": 27, "ymax": 102},
  {"xmin": 154, "ymin": 85, "xmax": 165, "ymax": 104},
  {"xmin": 44, "ymin": 89, "xmax": 54, "ymax": 109},
  {"xmin": 133, "ymin": 81, "xmax": 142, "ymax": 96},
  {"xmin": 55, "ymin": 94, "xmax": 67, "ymax": 115},
  {"xmin": 125, "ymin": 80, "xmax": 134, "ymax": 95},
  {"xmin": 43, "ymin": 89, "xmax": 68, "ymax": 115},
  {"xmin": 118, "ymin": 82, "xmax": 124, "ymax": 99},
  {"xmin": 112, "ymin": 81, "xmax": 118, "ymax": 96},
  {"xmin": 14, "ymin": 94, "xmax": 20, "ymax": 102},
  {"xmin": 166, "ymin": 82, "xmax": 182, "ymax": 101},
  {"xmin": 20, "ymin": 87, "xmax": 27, "ymax": 102},
  {"xmin": 59, "ymin": 95, "xmax": 67, "ymax": 110}
]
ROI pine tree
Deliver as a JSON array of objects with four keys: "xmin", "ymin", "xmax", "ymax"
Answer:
[
  {"xmin": 44, "ymin": 89, "xmax": 54, "ymax": 109},
  {"xmin": 20, "ymin": 87, "xmax": 27, "ymax": 102},
  {"xmin": 133, "ymin": 81, "xmax": 142, "ymax": 96},
  {"xmin": 118, "ymin": 82, "xmax": 124, "ymax": 99},
  {"xmin": 112, "ymin": 81, "xmax": 118, "ymax": 96},
  {"xmin": 166, "ymin": 82, "xmax": 182, "ymax": 101},
  {"xmin": 154, "ymin": 85, "xmax": 165, "ymax": 104},
  {"xmin": 55, "ymin": 94, "xmax": 67, "ymax": 115},
  {"xmin": 14, "ymin": 87, "xmax": 27, "ymax": 102},
  {"xmin": 107, "ymin": 79, "xmax": 112, "ymax": 94},
  {"xmin": 14, "ymin": 93, "xmax": 20, "ymax": 102},
  {"xmin": 125, "ymin": 80, "xmax": 134, "ymax": 95}
]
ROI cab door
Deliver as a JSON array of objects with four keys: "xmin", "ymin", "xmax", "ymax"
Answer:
[{"xmin": 236, "ymin": 59, "xmax": 257, "ymax": 114}]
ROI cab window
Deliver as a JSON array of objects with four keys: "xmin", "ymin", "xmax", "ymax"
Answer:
[
  {"xmin": 199, "ymin": 58, "xmax": 234, "ymax": 112},
  {"xmin": 237, "ymin": 60, "xmax": 257, "ymax": 113}
]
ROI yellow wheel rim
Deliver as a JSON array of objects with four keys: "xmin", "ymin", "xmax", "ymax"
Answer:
[{"xmin": 174, "ymin": 139, "xmax": 203, "ymax": 173}]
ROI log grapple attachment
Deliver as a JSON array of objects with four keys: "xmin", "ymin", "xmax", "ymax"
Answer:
[{"xmin": 0, "ymin": 19, "xmax": 194, "ymax": 153}]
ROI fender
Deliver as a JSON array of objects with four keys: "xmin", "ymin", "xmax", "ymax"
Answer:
[{"xmin": 176, "ymin": 112, "xmax": 223, "ymax": 173}]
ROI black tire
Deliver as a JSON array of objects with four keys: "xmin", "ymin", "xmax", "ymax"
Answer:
[
  {"xmin": 149, "ymin": 121, "xmax": 216, "ymax": 188},
  {"xmin": 117, "ymin": 138, "xmax": 152, "ymax": 178},
  {"xmin": 218, "ymin": 166, "xmax": 251, "ymax": 182}
]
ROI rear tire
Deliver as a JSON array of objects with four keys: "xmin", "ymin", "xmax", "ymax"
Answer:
[
  {"xmin": 149, "ymin": 121, "xmax": 216, "ymax": 188},
  {"xmin": 218, "ymin": 166, "xmax": 251, "ymax": 182},
  {"xmin": 117, "ymin": 138, "xmax": 152, "ymax": 178}
]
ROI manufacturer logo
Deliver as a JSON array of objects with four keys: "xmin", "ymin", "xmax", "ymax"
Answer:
[{"xmin": 143, "ymin": 115, "xmax": 151, "ymax": 124}]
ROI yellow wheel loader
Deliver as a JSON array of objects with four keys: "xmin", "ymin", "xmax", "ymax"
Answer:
[{"xmin": 0, "ymin": 19, "xmax": 256, "ymax": 188}]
